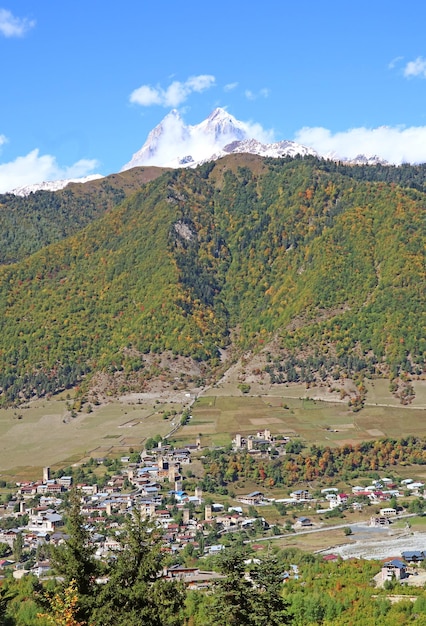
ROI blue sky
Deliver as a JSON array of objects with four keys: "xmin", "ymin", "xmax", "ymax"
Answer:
[{"xmin": 2, "ymin": 1, "xmax": 426, "ymax": 191}]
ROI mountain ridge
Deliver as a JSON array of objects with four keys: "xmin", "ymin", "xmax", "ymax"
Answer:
[{"xmin": 9, "ymin": 109, "xmax": 391, "ymax": 196}]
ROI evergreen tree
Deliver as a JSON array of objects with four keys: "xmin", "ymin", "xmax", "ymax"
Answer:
[
  {"xmin": 207, "ymin": 549, "xmax": 290, "ymax": 626},
  {"xmin": 92, "ymin": 510, "xmax": 184, "ymax": 626},
  {"xmin": 207, "ymin": 549, "xmax": 253, "ymax": 626},
  {"xmin": 12, "ymin": 532, "xmax": 23, "ymax": 562},
  {"xmin": 250, "ymin": 557, "xmax": 290, "ymax": 625},
  {"xmin": 50, "ymin": 489, "xmax": 98, "ymax": 620}
]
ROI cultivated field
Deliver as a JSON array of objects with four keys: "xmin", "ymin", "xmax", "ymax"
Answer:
[
  {"xmin": 175, "ymin": 381, "xmax": 426, "ymax": 449},
  {"xmin": 1, "ymin": 379, "xmax": 425, "ymax": 480}
]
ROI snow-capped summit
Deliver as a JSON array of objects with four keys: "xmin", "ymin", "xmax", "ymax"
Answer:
[
  {"xmin": 7, "ymin": 109, "xmax": 393, "ymax": 198},
  {"xmin": 121, "ymin": 107, "xmax": 254, "ymax": 171},
  {"xmin": 196, "ymin": 107, "xmax": 247, "ymax": 142},
  {"xmin": 121, "ymin": 107, "xmax": 322, "ymax": 171},
  {"xmin": 122, "ymin": 109, "xmax": 189, "ymax": 170}
]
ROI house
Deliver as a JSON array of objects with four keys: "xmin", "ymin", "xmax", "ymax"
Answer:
[
  {"xmin": 174, "ymin": 490, "xmax": 188, "ymax": 502},
  {"xmin": 294, "ymin": 516, "xmax": 312, "ymax": 529},
  {"xmin": 163, "ymin": 565, "xmax": 223, "ymax": 589},
  {"xmin": 164, "ymin": 565, "xmax": 199, "ymax": 580},
  {"xmin": 31, "ymin": 560, "xmax": 51, "ymax": 578},
  {"xmin": 238, "ymin": 491, "xmax": 264, "ymax": 505},
  {"xmin": 27, "ymin": 512, "xmax": 64, "ymax": 533},
  {"xmin": 58, "ymin": 476, "xmax": 73, "ymax": 488},
  {"xmin": 406, "ymin": 482, "xmax": 425, "ymax": 493},
  {"xmin": 0, "ymin": 530, "xmax": 22, "ymax": 548},
  {"xmin": 207, "ymin": 544, "xmax": 225, "ymax": 555},
  {"xmin": 290, "ymin": 489, "xmax": 311, "ymax": 501},
  {"xmin": 401, "ymin": 551, "xmax": 425, "ymax": 563},
  {"xmin": 45, "ymin": 483, "xmax": 64, "ymax": 495},
  {"xmin": 379, "ymin": 508, "xmax": 397, "ymax": 517},
  {"xmin": 382, "ymin": 559, "xmax": 407, "ymax": 581}
]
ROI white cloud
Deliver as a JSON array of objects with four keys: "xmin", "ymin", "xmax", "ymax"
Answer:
[
  {"xmin": 224, "ymin": 82, "xmax": 238, "ymax": 92},
  {"xmin": 130, "ymin": 74, "xmax": 216, "ymax": 107},
  {"xmin": 404, "ymin": 56, "xmax": 426, "ymax": 78},
  {"xmin": 0, "ymin": 8, "xmax": 35, "ymax": 37},
  {"xmin": 0, "ymin": 134, "xmax": 8, "ymax": 147},
  {"xmin": 0, "ymin": 149, "xmax": 99, "ymax": 193},
  {"xmin": 294, "ymin": 125, "xmax": 426, "ymax": 164},
  {"xmin": 388, "ymin": 56, "xmax": 403, "ymax": 70},
  {"xmin": 244, "ymin": 88, "xmax": 270, "ymax": 100},
  {"xmin": 242, "ymin": 121, "xmax": 275, "ymax": 144}
]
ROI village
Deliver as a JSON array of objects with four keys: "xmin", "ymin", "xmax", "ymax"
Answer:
[{"xmin": 1, "ymin": 426, "xmax": 426, "ymax": 590}]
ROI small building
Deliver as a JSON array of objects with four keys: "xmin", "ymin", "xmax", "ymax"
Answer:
[
  {"xmin": 238, "ymin": 491, "xmax": 264, "ymax": 505},
  {"xmin": 379, "ymin": 508, "xmax": 397, "ymax": 517},
  {"xmin": 382, "ymin": 559, "xmax": 407, "ymax": 581},
  {"xmin": 58, "ymin": 476, "xmax": 73, "ymax": 488},
  {"xmin": 290, "ymin": 489, "xmax": 311, "ymax": 501},
  {"xmin": 401, "ymin": 551, "xmax": 425, "ymax": 563},
  {"xmin": 294, "ymin": 516, "xmax": 312, "ymax": 529}
]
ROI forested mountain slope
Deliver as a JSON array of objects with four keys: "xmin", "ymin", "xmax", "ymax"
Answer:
[
  {"xmin": 0, "ymin": 155, "xmax": 424, "ymax": 404},
  {"xmin": 0, "ymin": 166, "xmax": 167, "ymax": 264}
]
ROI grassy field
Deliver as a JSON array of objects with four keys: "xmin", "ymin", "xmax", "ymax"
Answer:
[
  {"xmin": 2, "ymin": 378, "xmax": 425, "ymax": 481},
  {"xmin": 0, "ymin": 396, "xmax": 183, "ymax": 480},
  {"xmin": 174, "ymin": 382, "xmax": 426, "ymax": 449},
  {"xmin": 270, "ymin": 527, "xmax": 351, "ymax": 554}
]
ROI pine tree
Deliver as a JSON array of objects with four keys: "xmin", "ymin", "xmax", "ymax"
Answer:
[
  {"xmin": 208, "ymin": 549, "xmax": 253, "ymax": 626},
  {"xmin": 207, "ymin": 549, "xmax": 290, "ymax": 626},
  {"xmin": 92, "ymin": 509, "xmax": 184, "ymax": 626},
  {"xmin": 50, "ymin": 489, "xmax": 98, "ymax": 621},
  {"xmin": 250, "ymin": 557, "xmax": 290, "ymax": 625}
]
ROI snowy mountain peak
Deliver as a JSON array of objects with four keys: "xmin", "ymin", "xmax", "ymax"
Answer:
[
  {"xmin": 207, "ymin": 107, "xmax": 231, "ymax": 121},
  {"xmin": 197, "ymin": 107, "xmax": 247, "ymax": 142},
  {"xmin": 121, "ymin": 109, "xmax": 319, "ymax": 171},
  {"xmin": 122, "ymin": 109, "xmax": 189, "ymax": 170}
]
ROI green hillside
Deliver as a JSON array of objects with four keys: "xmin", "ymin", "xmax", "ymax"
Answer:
[
  {"xmin": 0, "ymin": 155, "xmax": 424, "ymax": 404},
  {"xmin": 0, "ymin": 166, "xmax": 167, "ymax": 264}
]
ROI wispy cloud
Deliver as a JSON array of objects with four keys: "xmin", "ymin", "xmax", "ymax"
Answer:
[
  {"xmin": 0, "ymin": 150, "xmax": 99, "ymax": 193},
  {"xmin": 224, "ymin": 82, "xmax": 238, "ymax": 92},
  {"xmin": 0, "ymin": 134, "xmax": 8, "ymax": 148},
  {"xmin": 0, "ymin": 8, "xmax": 35, "ymax": 37},
  {"xmin": 294, "ymin": 125, "xmax": 426, "ymax": 164},
  {"xmin": 388, "ymin": 56, "xmax": 404, "ymax": 70},
  {"xmin": 130, "ymin": 75, "xmax": 216, "ymax": 107},
  {"xmin": 244, "ymin": 88, "xmax": 270, "ymax": 100},
  {"xmin": 403, "ymin": 56, "xmax": 426, "ymax": 78}
]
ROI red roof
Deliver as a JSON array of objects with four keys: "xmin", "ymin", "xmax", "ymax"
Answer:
[{"xmin": 323, "ymin": 553, "xmax": 339, "ymax": 561}]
